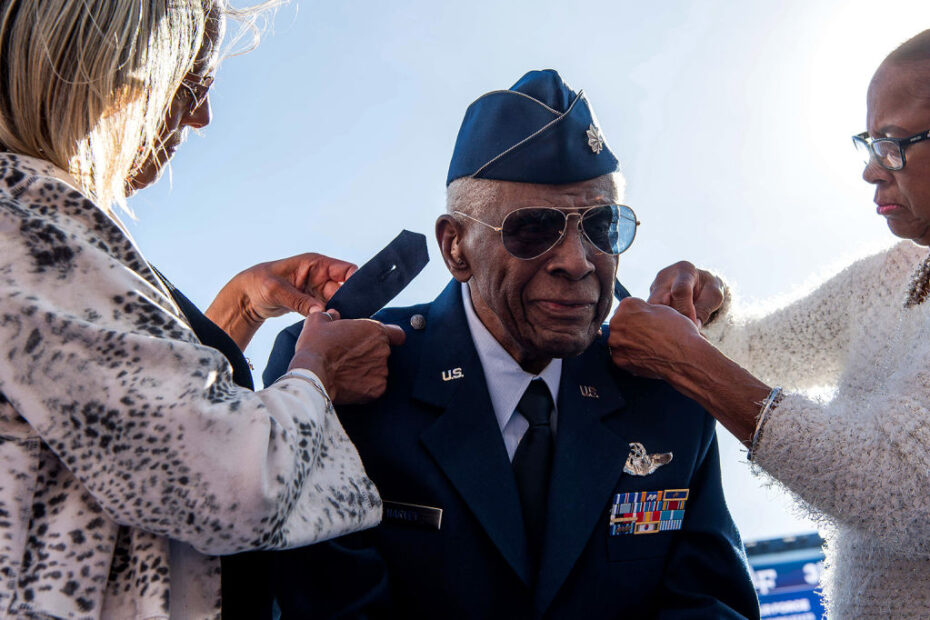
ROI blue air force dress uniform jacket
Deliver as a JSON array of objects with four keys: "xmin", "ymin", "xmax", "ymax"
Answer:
[{"xmin": 263, "ymin": 281, "xmax": 760, "ymax": 619}]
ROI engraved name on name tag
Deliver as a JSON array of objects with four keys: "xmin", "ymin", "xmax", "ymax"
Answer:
[{"xmin": 383, "ymin": 500, "xmax": 443, "ymax": 530}]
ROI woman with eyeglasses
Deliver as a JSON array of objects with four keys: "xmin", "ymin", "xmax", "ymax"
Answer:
[
  {"xmin": 607, "ymin": 29, "xmax": 930, "ymax": 617},
  {"xmin": 0, "ymin": 1, "xmax": 405, "ymax": 618}
]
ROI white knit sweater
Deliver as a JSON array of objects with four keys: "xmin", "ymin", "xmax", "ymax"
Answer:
[{"xmin": 704, "ymin": 240, "xmax": 930, "ymax": 618}]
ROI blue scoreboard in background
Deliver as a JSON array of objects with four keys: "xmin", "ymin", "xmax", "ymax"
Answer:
[{"xmin": 745, "ymin": 533, "xmax": 825, "ymax": 619}]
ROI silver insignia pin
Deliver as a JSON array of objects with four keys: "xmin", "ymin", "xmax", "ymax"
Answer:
[
  {"xmin": 410, "ymin": 314, "xmax": 426, "ymax": 330},
  {"xmin": 586, "ymin": 123, "xmax": 604, "ymax": 154},
  {"xmin": 441, "ymin": 367, "xmax": 464, "ymax": 382},
  {"xmin": 623, "ymin": 442, "xmax": 673, "ymax": 476}
]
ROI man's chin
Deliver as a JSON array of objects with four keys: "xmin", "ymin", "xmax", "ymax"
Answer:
[{"xmin": 532, "ymin": 330, "xmax": 597, "ymax": 360}]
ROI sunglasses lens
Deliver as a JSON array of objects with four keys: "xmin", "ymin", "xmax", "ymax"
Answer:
[
  {"xmin": 501, "ymin": 208, "xmax": 566, "ymax": 259},
  {"xmin": 616, "ymin": 205, "xmax": 638, "ymax": 253},
  {"xmin": 581, "ymin": 205, "xmax": 620, "ymax": 254},
  {"xmin": 582, "ymin": 205, "xmax": 637, "ymax": 254}
]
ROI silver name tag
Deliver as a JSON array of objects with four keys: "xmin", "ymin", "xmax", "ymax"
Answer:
[{"xmin": 383, "ymin": 500, "xmax": 443, "ymax": 530}]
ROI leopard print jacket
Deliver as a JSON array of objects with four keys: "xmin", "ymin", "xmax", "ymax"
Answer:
[{"xmin": 0, "ymin": 154, "xmax": 381, "ymax": 619}]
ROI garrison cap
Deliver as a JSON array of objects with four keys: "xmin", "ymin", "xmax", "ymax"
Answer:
[{"xmin": 446, "ymin": 69, "xmax": 619, "ymax": 186}]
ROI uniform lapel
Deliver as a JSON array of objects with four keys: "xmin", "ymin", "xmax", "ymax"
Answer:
[
  {"xmin": 535, "ymin": 341, "xmax": 630, "ymax": 613},
  {"xmin": 416, "ymin": 282, "xmax": 531, "ymax": 585}
]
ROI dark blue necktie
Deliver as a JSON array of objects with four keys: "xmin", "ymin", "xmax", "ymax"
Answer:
[{"xmin": 512, "ymin": 379, "xmax": 554, "ymax": 579}]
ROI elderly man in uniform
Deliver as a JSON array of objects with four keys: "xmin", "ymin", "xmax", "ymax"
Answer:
[{"xmin": 263, "ymin": 70, "xmax": 759, "ymax": 619}]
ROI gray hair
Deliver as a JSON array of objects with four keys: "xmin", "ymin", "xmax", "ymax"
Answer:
[
  {"xmin": 446, "ymin": 172, "xmax": 627, "ymax": 218},
  {"xmin": 446, "ymin": 177, "xmax": 502, "ymax": 218}
]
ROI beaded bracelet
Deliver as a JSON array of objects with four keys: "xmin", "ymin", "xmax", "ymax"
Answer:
[{"xmin": 747, "ymin": 386, "xmax": 782, "ymax": 462}]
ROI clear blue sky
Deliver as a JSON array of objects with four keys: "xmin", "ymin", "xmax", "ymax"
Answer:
[{"xmin": 128, "ymin": 0, "xmax": 930, "ymax": 541}]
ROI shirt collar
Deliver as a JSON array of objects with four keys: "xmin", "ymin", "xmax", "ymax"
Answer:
[{"xmin": 461, "ymin": 282, "xmax": 561, "ymax": 432}]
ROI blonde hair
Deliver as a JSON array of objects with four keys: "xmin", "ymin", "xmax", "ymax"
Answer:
[{"xmin": 0, "ymin": 0, "xmax": 278, "ymax": 214}]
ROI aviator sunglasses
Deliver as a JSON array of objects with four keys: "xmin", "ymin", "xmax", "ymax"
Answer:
[{"xmin": 454, "ymin": 204, "xmax": 639, "ymax": 260}]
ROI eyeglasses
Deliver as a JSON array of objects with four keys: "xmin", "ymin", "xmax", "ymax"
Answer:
[
  {"xmin": 177, "ymin": 73, "xmax": 214, "ymax": 114},
  {"xmin": 852, "ymin": 129, "xmax": 930, "ymax": 171},
  {"xmin": 454, "ymin": 204, "xmax": 639, "ymax": 260}
]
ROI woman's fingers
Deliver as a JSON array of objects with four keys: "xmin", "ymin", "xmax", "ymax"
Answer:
[
  {"xmin": 291, "ymin": 317, "xmax": 405, "ymax": 404},
  {"xmin": 647, "ymin": 261, "xmax": 725, "ymax": 327},
  {"xmin": 669, "ymin": 270, "xmax": 699, "ymax": 324},
  {"xmin": 383, "ymin": 323, "xmax": 407, "ymax": 346}
]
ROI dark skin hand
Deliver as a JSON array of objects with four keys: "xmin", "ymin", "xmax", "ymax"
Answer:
[
  {"xmin": 206, "ymin": 252, "xmax": 357, "ymax": 350},
  {"xmin": 647, "ymin": 260, "xmax": 726, "ymax": 328},
  {"xmin": 205, "ymin": 252, "xmax": 405, "ymax": 404},
  {"xmin": 608, "ymin": 294, "xmax": 770, "ymax": 447},
  {"xmin": 289, "ymin": 310, "xmax": 406, "ymax": 404}
]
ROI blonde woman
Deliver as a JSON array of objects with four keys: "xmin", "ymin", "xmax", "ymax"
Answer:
[{"xmin": 0, "ymin": 1, "xmax": 404, "ymax": 618}]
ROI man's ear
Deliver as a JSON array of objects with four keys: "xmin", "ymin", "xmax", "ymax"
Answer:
[{"xmin": 436, "ymin": 215, "xmax": 472, "ymax": 282}]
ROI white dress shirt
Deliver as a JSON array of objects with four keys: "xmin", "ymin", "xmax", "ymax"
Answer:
[{"xmin": 461, "ymin": 283, "xmax": 561, "ymax": 461}]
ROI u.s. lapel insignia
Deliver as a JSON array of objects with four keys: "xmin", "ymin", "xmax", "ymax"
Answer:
[
  {"xmin": 441, "ymin": 367, "xmax": 464, "ymax": 382},
  {"xmin": 623, "ymin": 442, "xmax": 673, "ymax": 476},
  {"xmin": 586, "ymin": 123, "xmax": 604, "ymax": 154},
  {"xmin": 579, "ymin": 385, "xmax": 599, "ymax": 398}
]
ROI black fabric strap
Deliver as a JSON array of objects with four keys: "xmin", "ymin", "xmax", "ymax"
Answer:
[
  {"xmin": 613, "ymin": 278, "xmax": 631, "ymax": 301},
  {"xmin": 326, "ymin": 229, "xmax": 429, "ymax": 319}
]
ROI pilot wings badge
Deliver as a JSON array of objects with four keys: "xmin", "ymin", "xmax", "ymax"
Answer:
[{"xmin": 623, "ymin": 442, "xmax": 673, "ymax": 476}]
